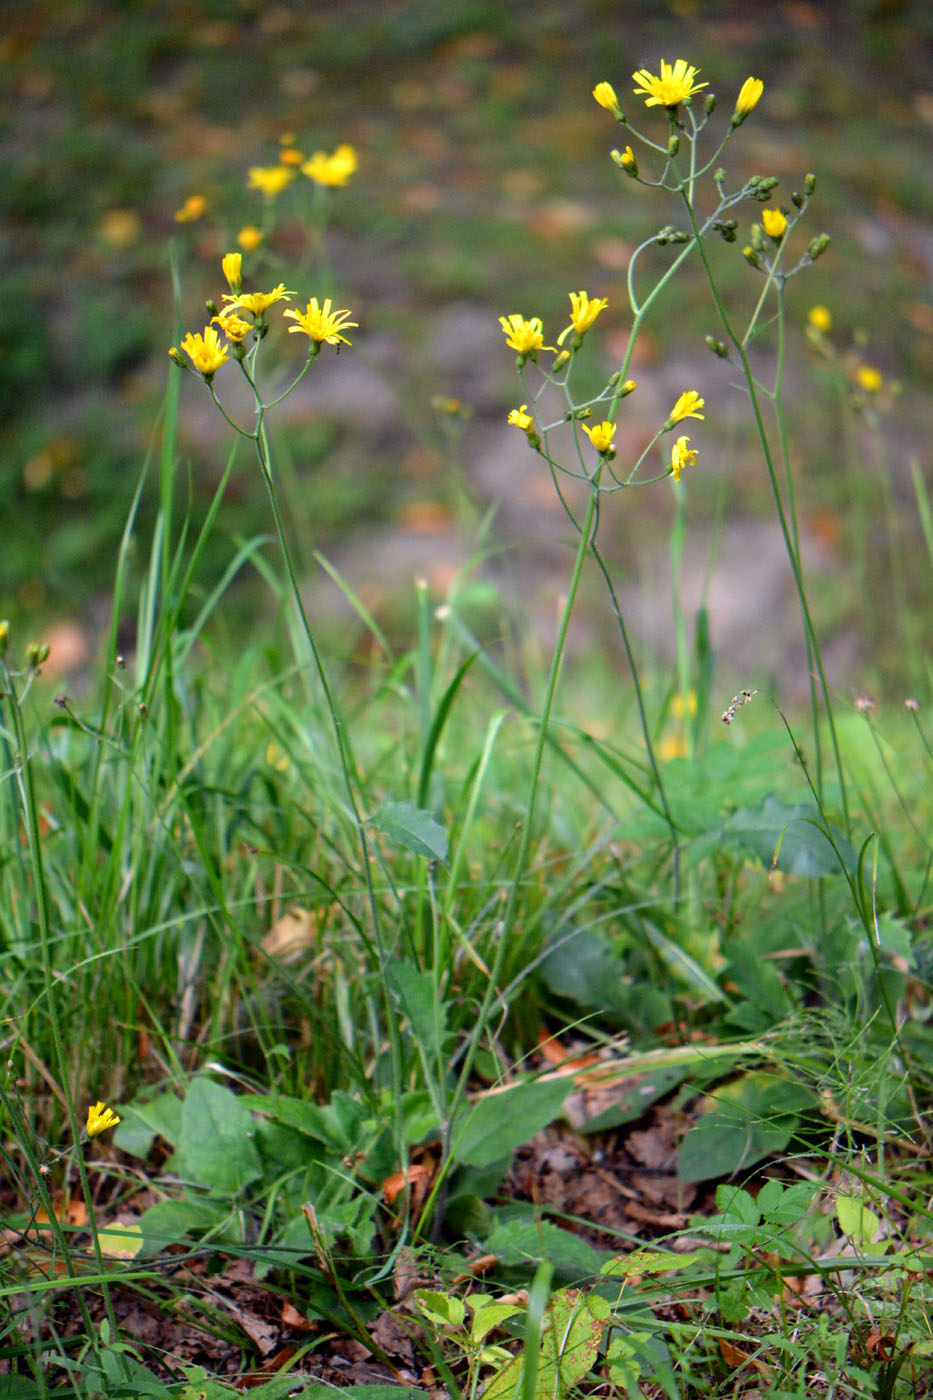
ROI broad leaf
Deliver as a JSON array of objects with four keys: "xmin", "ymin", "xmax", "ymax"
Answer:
[{"xmin": 372, "ymin": 799, "xmax": 448, "ymax": 863}]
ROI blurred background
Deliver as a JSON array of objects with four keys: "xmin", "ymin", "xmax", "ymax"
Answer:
[{"xmin": 2, "ymin": 0, "xmax": 931, "ymax": 695}]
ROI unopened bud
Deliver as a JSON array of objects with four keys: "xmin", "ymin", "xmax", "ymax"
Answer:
[
  {"xmin": 168, "ymin": 346, "xmax": 188, "ymax": 369},
  {"xmin": 27, "ymin": 642, "xmax": 49, "ymax": 669},
  {"xmin": 750, "ymin": 223, "xmax": 767, "ymax": 253},
  {"xmin": 705, "ymin": 93, "xmax": 717, "ymax": 115},
  {"xmin": 667, "ymin": 135, "xmax": 679, "ymax": 157},
  {"xmin": 705, "ymin": 335, "xmax": 729, "ymax": 358},
  {"xmin": 807, "ymin": 233, "xmax": 831, "ymax": 261},
  {"xmin": 205, "ymin": 299, "xmax": 219, "ymax": 318},
  {"xmin": 743, "ymin": 246, "xmax": 761, "ymax": 269},
  {"xmin": 804, "ymin": 172, "xmax": 816, "ymax": 196},
  {"xmin": 791, "ymin": 190, "xmax": 804, "ymax": 209},
  {"xmin": 619, "ymin": 378, "xmax": 637, "ymax": 396},
  {"xmin": 611, "ymin": 145, "xmax": 638, "ymax": 177},
  {"xmin": 0, "ymin": 620, "xmax": 9, "ymax": 654},
  {"xmin": 714, "ymin": 167, "xmax": 726, "ymax": 185}
]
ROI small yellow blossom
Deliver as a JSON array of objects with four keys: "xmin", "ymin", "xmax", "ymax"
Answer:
[
  {"xmin": 592, "ymin": 81, "xmax": 620, "ymax": 112},
  {"xmin": 761, "ymin": 208, "xmax": 787, "ymax": 240},
  {"xmin": 557, "ymin": 290, "xmax": 609, "ymax": 345},
  {"xmin": 670, "ymin": 435, "xmax": 697, "ymax": 482},
  {"xmin": 212, "ymin": 309, "xmax": 253, "ymax": 343},
  {"xmin": 223, "ymin": 284, "xmax": 294, "ymax": 316},
  {"xmin": 222, "ymin": 252, "xmax": 242, "ymax": 293},
  {"xmin": 582, "ymin": 420, "xmax": 616, "ymax": 454},
  {"xmin": 87, "ymin": 1101, "xmax": 120, "ymax": 1137},
  {"xmin": 173, "ymin": 194, "xmax": 207, "ymax": 223},
  {"xmin": 179, "ymin": 326, "xmax": 230, "ymax": 379},
  {"xmin": 499, "ymin": 314, "xmax": 555, "ymax": 358},
  {"xmin": 808, "ymin": 305, "xmax": 832, "ymax": 333},
  {"xmin": 279, "ymin": 147, "xmax": 305, "ymax": 166},
  {"xmin": 658, "ymin": 734, "xmax": 688, "ymax": 761},
  {"xmin": 508, "ymin": 404, "xmax": 535, "ymax": 434},
  {"xmin": 667, "ymin": 390, "xmax": 705, "ymax": 426},
  {"xmin": 237, "ymin": 225, "xmax": 264, "ymax": 252},
  {"xmin": 632, "ymin": 59, "xmax": 707, "ymax": 109},
  {"xmin": 284, "ymin": 297, "xmax": 357, "ymax": 346},
  {"xmin": 617, "ymin": 145, "xmax": 638, "ymax": 176},
  {"xmin": 248, "ymin": 165, "xmax": 295, "ymax": 198},
  {"xmin": 732, "ymin": 77, "xmax": 764, "ymax": 125},
  {"xmin": 856, "ymin": 365, "xmax": 883, "ymax": 393},
  {"xmin": 671, "ymin": 690, "xmax": 698, "ymax": 718},
  {"xmin": 302, "ymin": 144, "xmax": 359, "ymax": 188}
]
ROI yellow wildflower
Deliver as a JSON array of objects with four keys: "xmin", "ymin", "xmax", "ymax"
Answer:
[
  {"xmin": 222, "ymin": 252, "xmax": 242, "ymax": 293},
  {"xmin": 179, "ymin": 326, "xmax": 230, "ymax": 379},
  {"xmin": 582, "ymin": 420, "xmax": 616, "ymax": 454},
  {"xmin": 617, "ymin": 145, "xmax": 638, "ymax": 176},
  {"xmin": 284, "ymin": 297, "xmax": 357, "ymax": 346},
  {"xmin": 237, "ymin": 225, "xmax": 264, "ymax": 251},
  {"xmin": 212, "ymin": 309, "xmax": 253, "ymax": 343},
  {"xmin": 173, "ymin": 194, "xmax": 207, "ymax": 223},
  {"xmin": 592, "ymin": 81, "xmax": 620, "ymax": 113},
  {"xmin": 670, "ymin": 435, "xmax": 697, "ymax": 482},
  {"xmin": 732, "ymin": 77, "xmax": 764, "ymax": 125},
  {"xmin": 87, "ymin": 1101, "xmax": 120, "ymax": 1137},
  {"xmin": 302, "ymin": 144, "xmax": 359, "ymax": 188},
  {"xmin": 223, "ymin": 284, "xmax": 294, "ymax": 316},
  {"xmin": 499, "ymin": 314, "xmax": 555, "ymax": 358},
  {"xmin": 667, "ymin": 390, "xmax": 705, "ymax": 426},
  {"xmin": 508, "ymin": 404, "xmax": 535, "ymax": 434},
  {"xmin": 557, "ymin": 290, "xmax": 609, "ymax": 345},
  {"xmin": 808, "ymin": 305, "xmax": 832, "ymax": 333},
  {"xmin": 632, "ymin": 59, "xmax": 707, "ymax": 109},
  {"xmin": 856, "ymin": 365, "xmax": 883, "ymax": 393},
  {"xmin": 279, "ymin": 147, "xmax": 305, "ymax": 166},
  {"xmin": 248, "ymin": 165, "xmax": 295, "ymax": 198},
  {"xmin": 761, "ymin": 208, "xmax": 787, "ymax": 240}
]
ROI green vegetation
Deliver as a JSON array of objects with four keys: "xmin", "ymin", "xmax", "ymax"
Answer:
[{"xmin": 1, "ymin": 8, "xmax": 932, "ymax": 1399}]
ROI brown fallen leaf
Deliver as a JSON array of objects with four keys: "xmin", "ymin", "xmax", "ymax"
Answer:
[
  {"xmin": 262, "ymin": 906, "xmax": 316, "ymax": 960},
  {"xmin": 719, "ymin": 1338, "xmax": 772, "ymax": 1382}
]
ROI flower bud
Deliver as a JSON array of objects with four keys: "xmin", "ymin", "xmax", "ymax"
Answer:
[
  {"xmin": 742, "ymin": 245, "xmax": 761, "ymax": 269},
  {"xmin": 807, "ymin": 233, "xmax": 831, "ymax": 261},
  {"xmin": 750, "ymin": 223, "xmax": 767, "ymax": 253},
  {"xmin": 791, "ymin": 190, "xmax": 804, "ymax": 209},
  {"xmin": 0, "ymin": 620, "xmax": 9, "ymax": 655},
  {"xmin": 804, "ymin": 172, "xmax": 816, "ymax": 196},
  {"xmin": 705, "ymin": 335, "xmax": 729, "ymax": 358},
  {"xmin": 205, "ymin": 299, "xmax": 219, "ymax": 318},
  {"xmin": 704, "ymin": 93, "xmax": 717, "ymax": 115},
  {"xmin": 611, "ymin": 145, "xmax": 638, "ymax": 177},
  {"xmin": 168, "ymin": 346, "xmax": 189, "ymax": 369},
  {"xmin": 667, "ymin": 135, "xmax": 680, "ymax": 157}
]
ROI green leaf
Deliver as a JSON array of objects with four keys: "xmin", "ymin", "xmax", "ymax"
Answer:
[
  {"xmin": 679, "ymin": 1073, "xmax": 817, "ymax": 1184},
  {"xmin": 483, "ymin": 1215, "xmax": 605, "ymax": 1277},
  {"xmin": 137, "ymin": 1197, "xmax": 230, "ymax": 1255},
  {"xmin": 175, "ymin": 1077, "xmax": 262, "ymax": 1195},
  {"xmin": 482, "ymin": 1289, "xmax": 609, "ymax": 1400},
  {"xmin": 372, "ymin": 799, "xmax": 448, "ymax": 863},
  {"xmin": 114, "ymin": 1090, "xmax": 184, "ymax": 1157},
  {"xmin": 722, "ymin": 796, "xmax": 856, "ymax": 877},
  {"xmin": 451, "ymin": 1078, "xmax": 570, "ymax": 1167},
  {"xmin": 385, "ymin": 958, "xmax": 449, "ymax": 1064},
  {"xmin": 836, "ymin": 1194, "xmax": 882, "ymax": 1246},
  {"xmin": 601, "ymin": 1249, "xmax": 702, "ymax": 1277}
]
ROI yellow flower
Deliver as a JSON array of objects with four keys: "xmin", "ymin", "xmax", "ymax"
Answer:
[
  {"xmin": 761, "ymin": 208, "xmax": 787, "ymax": 240},
  {"xmin": 632, "ymin": 59, "xmax": 707, "ymax": 109},
  {"xmin": 87, "ymin": 1101, "xmax": 120, "ymax": 1137},
  {"xmin": 302, "ymin": 144, "xmax": 359, "ymax": 188},
  {"xmin": 667, "ymin": 390, "xmax": 705, "ymax": 426},
  {"xmin": 856, "ymin": 365, "xmax": 883, "ymax": 393},
  {"xmin": 248, "ymin": 165, "xmax": 295, "ymax": 197},
  {"xmin": 808, "ymin": 305, "xmax": 832, "ymax": 333},
  {"xmin": 658, "ymin": 734, "xmax": 687, "ymax": 761},
  {"xmin": 592, "ymin": 81, "xmax": 620, "ymax": 112},
  {"xmin": 279, "ymin": 147, "xmax": 305, "ymax": 166},
  {"xmin": 212, "ymin": 309, "xmax": 253, "ymax": 343},
  {"xmin": 222, "ymin": 252, "xmax": 242, "ymax": 293},
  {"xmin": 498, "ymin": 314, "xmax": 555, "ymax": 358},
  {"xmin": 237, "ymin": 225, "xmax": 264, "ymax": 251},
  {"xmin": 617, "ymin": 145, "xmax": 638, "ymax": 176},
  {"xmin": 223, "ymin": 284, "xmax": 294, "ymax": 316},
  {"xmin": 557, "ymin": 290, "xmax": 609, "ymax": 345},
  {"xmin": 173, "ymin": 194, "xmax": 207, "ymax": 223},
  {"xmin": 508, "ymin": 404, "xmax": 535, "ymax": 433},
  {"xmin": 670, "ymin": 435, "xmax": 697, "ymax": 482},
  {"xmin": 284, "ymin": 297, "xmax": 358, "ymax": 346},
  {"xmin": 582, "ymin": 420, "xmax": 616, "ymax": 454},
  {"xmin": 732, "ymin": 77, "xmax": 764, "ymax": 125},
  {"xmin": 179, "ymin": 326, "xmax": 230, "ymax": 379}
]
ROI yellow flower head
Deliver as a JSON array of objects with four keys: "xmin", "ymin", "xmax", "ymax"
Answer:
[
  {"xmin": 302, "ymin": 144, "xmax": 359, "ymax": 188},
  {"xmin": 808, "ymin": 304, "xmax": 832, "ymax": 333},
  {"xmin": 592, "ymin": 81, "xmax": 620, "ymax": 113},
  {"xmin": 667, "ymin": 390, "xmax": 705, "ymax": 426},
  {"xmin": 632, "ymin": 59, "xmax": 707, "ymax": 109},
  {"xmin": 279, "ymin": 147, "xmax": 305, "ymax": 166},
  {"xmin": 761, "ymin": 208, "xmax": 787, "ymax": 240},
  {"xmin": 248, "ymin": 165, "xmax": 295, "ymax": 198},
  {"xmin": 284, "ymin": 297, "xmax": 358, "ymax": 346},
  {"xmin": 179, "ymin": 326, "xmax": 230, "ymax": 379},
  {"xmin": 173, "ymin": 194, "xmax": 207, "ymax": 223},
  {"xmin": 670, "ymin": 435, "xmax": 697, "ymax": 482},
  {"xmin": 617, "ymin": 145, "xmax": 638, "ymax": 176},
  {"xmin": 212, "ymin": 309, "xmax": 253, "ymax": 343},
  {"xmin": 87, "ymin": 1101, "xmax": 120, "ymax": 1137},
  {"xmin": 499, "ymin": 314, "xmax": 555, "ymax": 359},
  {"xmin": 732, "ymin": 77, "xmax": 764, "ymax": 125},
  {"xmin": 582, "ymin": 420, "xmax": 616, "ymax": 455},
  {"xmin": 237, "ymin": 225, "xmax": 264, "ymax": 251},
  {"xmin": 856, "ymin": 365, "xmax": 883, "ymax": 393},
  {"xmin": 508, "ymin": 404, "xmax": 535, "ymax": 434},
  {"xmin": 222, "ymin": 252, "xmax": 242, "ymax": 293},
  {"xmin": 223, "ymin": 284, "xmax": 294, "ymax": 317},
  {"xmin": 557, "ymin": 290, "xmax": 609, "ymax": 345}
]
